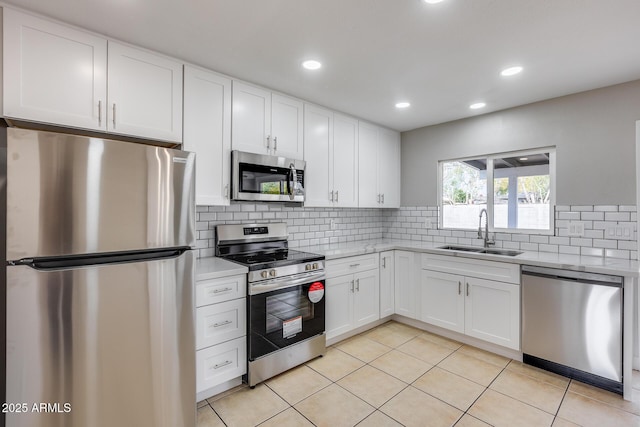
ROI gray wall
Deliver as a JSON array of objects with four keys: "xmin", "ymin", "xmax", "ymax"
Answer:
[{"xmin": 401, "ymin": 79, "xmax": 640, "ymax": 206}]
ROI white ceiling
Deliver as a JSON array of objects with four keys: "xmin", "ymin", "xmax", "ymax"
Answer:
[{"xmin": 4, "ymin": 0, "xmax": 640, "ymax": 132}]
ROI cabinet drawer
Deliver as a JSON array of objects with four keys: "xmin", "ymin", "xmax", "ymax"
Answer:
[
  {"xmin": 196, "ymin": 298, "xmax": 246, "ymax": 350},
  {"xmin": 421, "ymin": 253, "xmax": 520, "ymax": 284},
  {"xmin": 196, "ymin": 337, "xmax": 246, "ymax": 393},
  {"xmin": 196, "ymin": 275, "xmax": 246, "ymax": 306},
  {"xmin": 326, "ymin": 253, "xmax": 378, "ymax": 279}
]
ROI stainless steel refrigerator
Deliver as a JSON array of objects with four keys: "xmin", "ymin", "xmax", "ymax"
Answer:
[{"xmin": 2, "ymin": 126, "xmax": 196, "ymax": 427}]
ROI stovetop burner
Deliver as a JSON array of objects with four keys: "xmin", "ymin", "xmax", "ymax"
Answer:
[{"xmin": 224, "ymin": 249, "xmax": 324, "ymax": 271}]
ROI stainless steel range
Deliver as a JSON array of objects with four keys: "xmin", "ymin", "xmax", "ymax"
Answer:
[{"xmin": 215, "ymin": 223, "xmax": 326, "ymax": 387}]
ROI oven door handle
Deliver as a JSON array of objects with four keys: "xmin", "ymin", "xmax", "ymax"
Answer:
[{"xmin": 249, "ymin": 272, "xmax": 325, "ymax": 295}]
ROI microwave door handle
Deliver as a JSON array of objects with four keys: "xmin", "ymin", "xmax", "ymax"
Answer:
[{"xmin": 289, "ymin": 163, "xmax": 297, "ymax": 201}]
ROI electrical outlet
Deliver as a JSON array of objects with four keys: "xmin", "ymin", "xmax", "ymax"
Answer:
[
  {"xmin": 424, "ymin": 218, "xmax": 433, "ymax": 229},
  {"xmin": 330, "ymin": 219, "xmax": 336, "ymax": 230},
  {"xmin": 606, "ymin": 224, "xmax": 635, "ymax": 240},
  {"xmin": 567, "ymin": 222, "xmax": 585, "ymax": 237}
]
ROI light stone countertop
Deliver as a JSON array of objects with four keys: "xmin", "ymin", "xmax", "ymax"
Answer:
[
  {"xmin": 298, "ymin": 239, "xmax": 640, "ymax": 277},
  {"xmin": 196, "ymin": 256, "xmax": 247, "ymax": 281}
]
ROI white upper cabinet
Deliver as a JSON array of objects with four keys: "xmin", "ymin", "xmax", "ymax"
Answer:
[
  {"xmin": 107, "ymin": 42, "xmax": 183, "ymax": 142},
  {"xmin": 3, "ymin": 9, "xmax": 183, "ymax": 143},
  {"xmin": 378, "ymin": 127, "xmax": 401, "ymax": 207},
  {"xmin": 232, "ymin": 81, "xmax": 303, "ymax": 159},
  {"xmin": 304, "ymin": 105, "xmax": 359, "ymax": 208},
  {"xmin": 303, "ymin": 104, "xmax": 333, "ymax": 207},
  {"xmin": 183, "ymin": 66, "xmax": 232, "ymax": 206},
  {"xmin": 232, "ymin": 81, "xmax": 271, "ymax": 155},
  {"xmin": 358, "ymin": 121, "xmax": 401, "ymax": 208},
  {"xmin": 271, "ymin": 93, "xmax": 304, "ymax": 158},
  {"xmin": 332, "ymin": 113, "xmax": 359, "ymax": 207},
  {"xmin": 3, "ymin": 8, "xmax": 107, "ymax": 131},
  {"xmin": 358, "ymin": 122, "xmax": 379, "ymax": 208}
]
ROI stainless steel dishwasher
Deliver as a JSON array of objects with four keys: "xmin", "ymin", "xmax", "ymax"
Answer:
[{"xmin": 522, "ymin": 265, "xmax": 623, "ymax": 394}]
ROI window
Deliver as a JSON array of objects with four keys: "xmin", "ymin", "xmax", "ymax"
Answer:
[{"xmin": 439, "ymin": 148, "xmax": 555, "ymax": 233}]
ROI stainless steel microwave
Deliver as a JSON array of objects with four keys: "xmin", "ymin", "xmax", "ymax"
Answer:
[{"xmin": 231, "ymin": 150, "xmax": 305, "ymax": 203}]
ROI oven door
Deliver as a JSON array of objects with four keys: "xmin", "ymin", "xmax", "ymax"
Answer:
[
  {"xmin": 247, "ymin": 274, "xmax": 325, "ymax": 360},
  {"xmin": 232, "ymin": 150, "xmax": 305, "ymax": 202}
]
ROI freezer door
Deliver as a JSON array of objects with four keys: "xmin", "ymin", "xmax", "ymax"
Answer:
[
  {"xmin": 6, "ymin": 251, "xmax": 195, "ymax": 427},
  {"xmin": 6, "ymin": 128, "xmax": 195, "ymax": 260}
]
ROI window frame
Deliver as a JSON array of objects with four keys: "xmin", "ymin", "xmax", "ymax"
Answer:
[{"xmin": 437, "ymin": 147, "xmax": 556, "ymax": 235}]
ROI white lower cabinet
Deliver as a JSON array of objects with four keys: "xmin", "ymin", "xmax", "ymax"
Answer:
[
  {"xmin": 195, "ymin": 274, "xmax": 247, "ymax": 396},
  {"xmin": 326, "ymin": 254, "xmax": 380, "ymax": 340},
  {"xmin": 379, "ymin": 251, "xmax": 395, "ymax": 318},
  {"xmin": 464, "ymin": 276, "xmax": 520, "ymax": 349},
  {"xmin": 420, "ymin": 260, "xmax": 520, "ymax": 351},
  {"xmin": 394, "ymin": 251, "xmax": 419, "ymax": 319},
  {"xmin": 196, "ymin": 337, "xmax": 246, "ymax": 393}
]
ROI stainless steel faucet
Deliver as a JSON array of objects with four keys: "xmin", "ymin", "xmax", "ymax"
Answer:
[{"xmin": 478, "ymin": 208, "xmax": 495, "ymax": 247}]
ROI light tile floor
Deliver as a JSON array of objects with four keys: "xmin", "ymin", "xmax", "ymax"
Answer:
[{"xmin": 197, "ymin": 321, "xmax": 640, "ymax": 427}]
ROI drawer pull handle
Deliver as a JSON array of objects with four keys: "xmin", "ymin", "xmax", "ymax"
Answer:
[
  {"xmin": 212, "ymin": 287, "xmax": 233, "ymax": 294},
  {"xmin": 466, "ymin": 282, "xmax": 469, "ymax": 296},
  {"xmin": 350, "ymin": 280, "xmax": 354, "ymax": 293},
  {"xmin": 350, "ymin": 263, "xmax": 360, "ymax": 268},
  {"xmin": 356, "ymin": 278, "xmax": 360, "ymax": 292},
  {"xmin": 213, "ymin": 320, "xmax": 232, "ymax": 328},
  {"xmin": 213, "ymin": 360, "xmax": 233, "ymax": 370},
  {"xmin": 458, "ymin": 281, "xmax": 461, "ymax": 295}
]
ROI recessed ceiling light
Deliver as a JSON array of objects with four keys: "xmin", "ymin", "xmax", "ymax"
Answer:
[
  {"xmin": 424, "ymin": 0, "xmax": 445, "ymax": 3},
  {"xmin": 302, "ymin": 60, "xmax": 322, "ymax": 70},
  {"xmin": 395, "ymin": 102, "xmax": 411, "ymax": 109},
  {"xmin": 519, "ymin": 157, "xmax": 529, "ymax": 161},
  {"xmin": 469, "ymin": 102, "xmax": 486, "ymax": 110},
  {"xmin": 501, "ymin": 66, "xmax": 523, "ymax": 77}
]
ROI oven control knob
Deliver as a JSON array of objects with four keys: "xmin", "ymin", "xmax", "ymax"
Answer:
[
  {"xmin": 313, "ymin": 263, "xmax": 318, "ymax": 270},
  {"xmin": 269, "ymin": 269, "xmax": 276, "ymax": 277},
  {"xmin": 305, "ymin": 264, "xmax": 311, "ymax": 271},
  {"xmin": 261, "ymin": 271, "xmax": 268, "ymax": 279}
]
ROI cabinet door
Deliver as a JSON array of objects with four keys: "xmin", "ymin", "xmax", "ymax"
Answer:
[
  {"xmin": 379, "ymin": 251, "xmax": 395, "ymax": 318},
  {"xmin": 231, "ymin": 81, "xmax": 271, "ymax": 155},
  {"xmin": 353, "ymin": 270, "xmax": 380, "ymax": 328},
  {"xmin": 358, "ymin": 121, "xmax": 379, "ymax": 207},
  {"xmin": 394, "ymin": 251, "xmax": 417, "ymax": 319},
  {"xmin": 3, "ymin": 9, "xmax": 107, "ymax": 131},
  {"xmin": 465, "ymin": 277, "xmax": 520, "ymax": 350},
  {"xmin": 378, "ymin": 127, "xmax": 401, "ymax": 208},
  {"xmin": 325, "ymin": 275, "xmax": 354, "ymax": 340},
  {"xmin": 271, "ymin": 94, "xmax": 303, "ymax": 159},
  {"xmin": 420, "ymin": 270, "xmax": 465, "ymax": 334},
  {"xmin": 303, "ymin": 104, "xmax": 333, "ymax": 207},
  {"xmin": 107, "ymin": 41, "xmax": 183, "ymax": 142},
  {"xmin": 333, "ymin": 114, "xmax": 359, "ymax": 207},
  {"xmin": 183, "ymin": 66, "xmax": 232, "ymax": 206}
]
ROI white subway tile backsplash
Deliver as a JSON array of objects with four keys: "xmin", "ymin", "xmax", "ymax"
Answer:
[
  {"xmin": 558, "ymin": 212, "xmax": 581, "ymax": 220},
  {"xmin": 594, "ymin": 205, "xmax": 618, "ymax": 212},
  {"xmin": 571, "ymin": 205, "xmax": 593, "ymax": 212},
  {"xmin": 559, "ymin": 245, "xmax": 580, "ymax": 255},
  {"xmin": 605, "ymin": 212, "xmax": 631, "ymax": 221},
  {"xmin": 581, "ymin": 211, "xmax": 604, "ymax": 221},
  {"xmin": 194, "ymin": 204, "xmax": 638, "ymax": 260},
  {"xmin": 605, "ymin": 249, "xmax": 630, "ymax": 259},
  {"xmin": 581, "ymin": 247, "xmax": 603, "ymax": 257}
]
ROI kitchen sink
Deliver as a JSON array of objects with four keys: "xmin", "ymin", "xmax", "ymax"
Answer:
[{"xmin": 437, "ymin": 245, "xmax": 522, "ymax": 257}]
